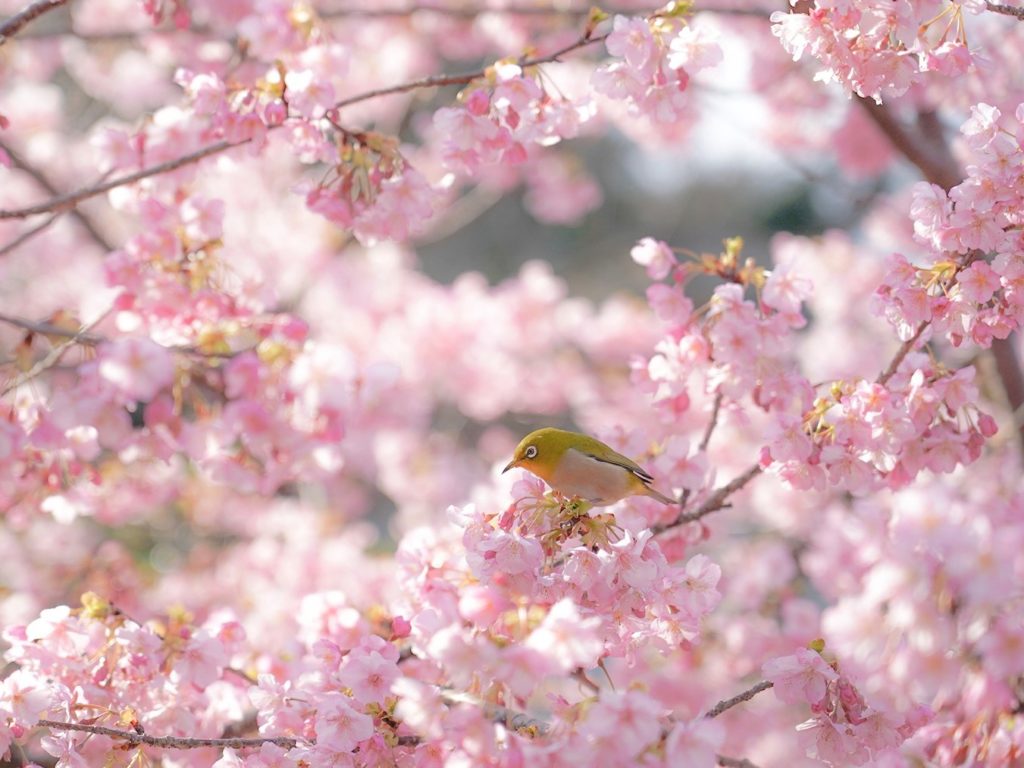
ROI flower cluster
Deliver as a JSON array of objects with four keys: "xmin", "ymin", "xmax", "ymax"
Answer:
[
  {"xmin": 878, "ymin": 102, "xmax": 1024, "ymax": 348},
  {"xmin": 433, "ymin": 61, "xmax": 595, "ymax": 176},
  {"xmin": 593, "ymin": 13, "xmax": 722, "ymax": 124},
  {"xmin": 770, "ymin": 0, "xmax": 990, "ymax": 103},
  {"xmin": 763, "ymin": 647, "xmax": 923, "ymax": 766}
]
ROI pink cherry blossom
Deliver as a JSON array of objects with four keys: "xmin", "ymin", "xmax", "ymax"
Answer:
[{"xmin": 762, "ymin": 648, "xmax": 839, "ymax": 704}]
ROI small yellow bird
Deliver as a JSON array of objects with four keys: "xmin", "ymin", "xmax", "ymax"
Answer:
[{"xmin": 503, "ymin": 427, "xmax": 676, "ymax": 506}]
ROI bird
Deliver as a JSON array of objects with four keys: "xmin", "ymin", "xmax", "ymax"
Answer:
[{"xmin": 502, "ymin": 427, "xmax": 676, "ymax": 506}]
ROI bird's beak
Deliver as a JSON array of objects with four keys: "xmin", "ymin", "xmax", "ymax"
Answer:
[{"xmin": 502, "ymin": 460, "xmax": 516, "ymax": 474}]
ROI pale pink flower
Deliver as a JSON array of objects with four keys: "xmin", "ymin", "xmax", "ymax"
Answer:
[
  {"xmin": 1, "ymin": 669, "xmax": 52, "ymax": 724},
  {"xmin": 339, "ymin": 650, "xmax": 399, "ymax": 704},
  {"xmin": 665, "ymin": 718, "xmax": 725, "ymax": 768},
  {"xmin": 98, "ymin": 338, "xmax": 177, "ymax": 401},
  {"xmin": 525, "ymin": 598, "xmax": 604, "ymax": 671},
  {"xmin": 605, "ymin": 16, "xmax": 658, "ymax": 75},
  {"xmin": 180, "ymin": 195, "xmax": 225, "ymax": 243},
  {"xmin": 762, "ymin": 648, "xmax": 838, "ymax": 704},
  {"xmin": 314, "ymin": 692, "xmax": 374, "ymax": 753}
]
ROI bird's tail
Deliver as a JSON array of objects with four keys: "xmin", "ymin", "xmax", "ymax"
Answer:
[{"xmin": 643, "ymin": 484, "xmax": 677, "ymax": 505}]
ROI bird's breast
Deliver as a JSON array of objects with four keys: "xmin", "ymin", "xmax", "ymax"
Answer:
[{"xmin": 549, "ymin": 448, "xmax": 636, "ymax": 505}]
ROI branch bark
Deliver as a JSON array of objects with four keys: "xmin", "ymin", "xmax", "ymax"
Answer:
[
  {"xmin": 0, "ymin": 0, "xmax": 68, "ymax": 45},
  {"xmin": 704, "ymin": 680, "xmax": 773, "ymax": 719},
  {"xmin": 37, "ymin": 719, "xmax": 300, "ymax": 750},
  {"xmin": 986, "ymin": 1, "xmax": 1024, "ymax": 19},
  {"xmin": 653, "ymin": 464, "xmax": 763, "ymax": 534}
]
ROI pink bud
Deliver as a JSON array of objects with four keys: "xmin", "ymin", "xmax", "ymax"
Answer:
[
  {"xmin": 390, "ymin": 616, "xmax": 411, "ymax": 639},
  {"xmin": 264, "ymin": 100, "xmax": 287, "ymax": 125}
]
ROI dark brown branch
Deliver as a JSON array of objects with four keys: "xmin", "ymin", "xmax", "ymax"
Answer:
[
  {"xmin": 0, "ymin": 0, "xmax": 68, "ymax": 45},
  {"xmin": 986, "ymin": 1, "xmax": 1024, "ymax": 19},
  {"xmin": 0, "ymin": 142, "xmax": 115, "ymax": 251},
  {"xmin": 653, "ymin": 464, "xmax": 763, "ymax": 533},
  {"xmin": 858, "ymin": 100, "xmax": 960, "ymax": 190},
  {"xmin": 704, "ymin": 680, "xmax": 773, "ymax": 719},
  {"xmin": 37, "ymin": 719, "xmax": 300, "ymax": 750},
  {"xmin": 992, "ymin": 334, "xmax": 1024, "ymax": 429}
]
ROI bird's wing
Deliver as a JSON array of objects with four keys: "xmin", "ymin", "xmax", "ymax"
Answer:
[{"xmin": 580, "ymin": 449, "xmax": 655, "ymax": 484}]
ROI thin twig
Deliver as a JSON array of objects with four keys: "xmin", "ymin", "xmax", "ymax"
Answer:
[
  {"xmin": 0, "ymin": 312, "xmax": 105, "ymax": 345},
  {"xmin": 333, "ymin": 31, "xmax": 608, "ymax": 111},
  {"xmin": 0, "ymin": 142, "xmax": 115, "ymax": 251},
  {"xmin": 319, "ymin": 3, "xmax": 616, "ymax": 19},
  {"xmin": 875, "ymin": 320, "xmax": 928, "ymax": 386},
  {"xmin": 37, "ymin": 719, "xmax": 301, "ymax": 750},
  {"xmin": 0, "ymin": 212, "xmax": 62, "ymax": 257},
  {"xmin": 704, "ymin": 680, "xmax": 773, "ymax": 719},
  {"xmin": 1, "ymin": 312, "xmax": 109, "ymax": 397},
  {"xmin": 698, "ymin": 392, "xmax": 723, "ymax": 452},
  {"xmin": 0, "ymin": 0, "xmax": 68, "ymax": 45},
  {"xmin": 0, "ymin": 140, "xmax": 239, "ymax": 221},
  {"xmin": 986, "ymin": 1, "xmax": 1024, "ymax": 19}
]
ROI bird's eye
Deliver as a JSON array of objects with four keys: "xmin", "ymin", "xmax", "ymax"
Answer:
[{"xmin": 525, "ymin": 445, "xmax": 537, "ymax": 459}]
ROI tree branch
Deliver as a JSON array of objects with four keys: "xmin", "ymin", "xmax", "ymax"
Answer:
[
  {"xmin": 36, "ymin": 719, "xmax": 301, "ymax": 750},
  {"xmin": 704, "ymin": 680, "xmax": 773, "ymax": 719},
  {"xmin": 332, "ymin": 31, "xmax": 608, "ymax": 111},
  {"xmin": 858, "ymin": 100, "xmax": 960, "ymax": 190},
  {"xmin": 986, "ymin": 1, "xmax": 1024, "ymax": 19},
  {"xmin": 0, "ymin": 212, "xmax": 62, "ymax": 258},
  {"xmin": 440, "ymin": 690, "xmax": 551, "ymax": 735},
  {"xmin": 1, "ymin": 312, "xmax": 108, "ymax": 397},
  {"xmin": 0, "ymin": 0, "xmax": 68, "ymax": 45},
  {"xmin": 0, "ymin": 311, "xmax": 105, "ymax": 344},
  {"xmin": 0, "ymin": 142, "xmax": 115, "ymax": 251},
  {"xmin": 653, "ymin": 464, "xmax": 763, "ymax": 533},
  {"xmin": 876, "ymin": 320, "xmax": 929, "ymax": 386},
  {"xmin": 0, "ymin": 140, "xmax": 240, "ymax": 220},
  {"xmin": 860, "ymin": 98, "xmax": 1024, "ymax": 447},
  {"xmin": 718, "ymin": 757, "xmax": 762, "ymax": 768},
  {"xmin": 698, "ymin": 392, "xmax": 724, "ymax": 452}
]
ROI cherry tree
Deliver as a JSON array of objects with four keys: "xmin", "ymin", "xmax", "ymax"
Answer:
[{"xmin": 1, "ymin": 0, "xmax": 1023, "ymax": 766}]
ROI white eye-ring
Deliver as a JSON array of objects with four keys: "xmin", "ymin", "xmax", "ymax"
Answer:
[{"xmin": 525, "ymin": 445, "xmax": 538, "ymax": 459}]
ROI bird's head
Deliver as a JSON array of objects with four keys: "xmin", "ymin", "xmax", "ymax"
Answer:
[{"xmin": 502, "ymin": 427, "xmax": 571, "ymax": 480}]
